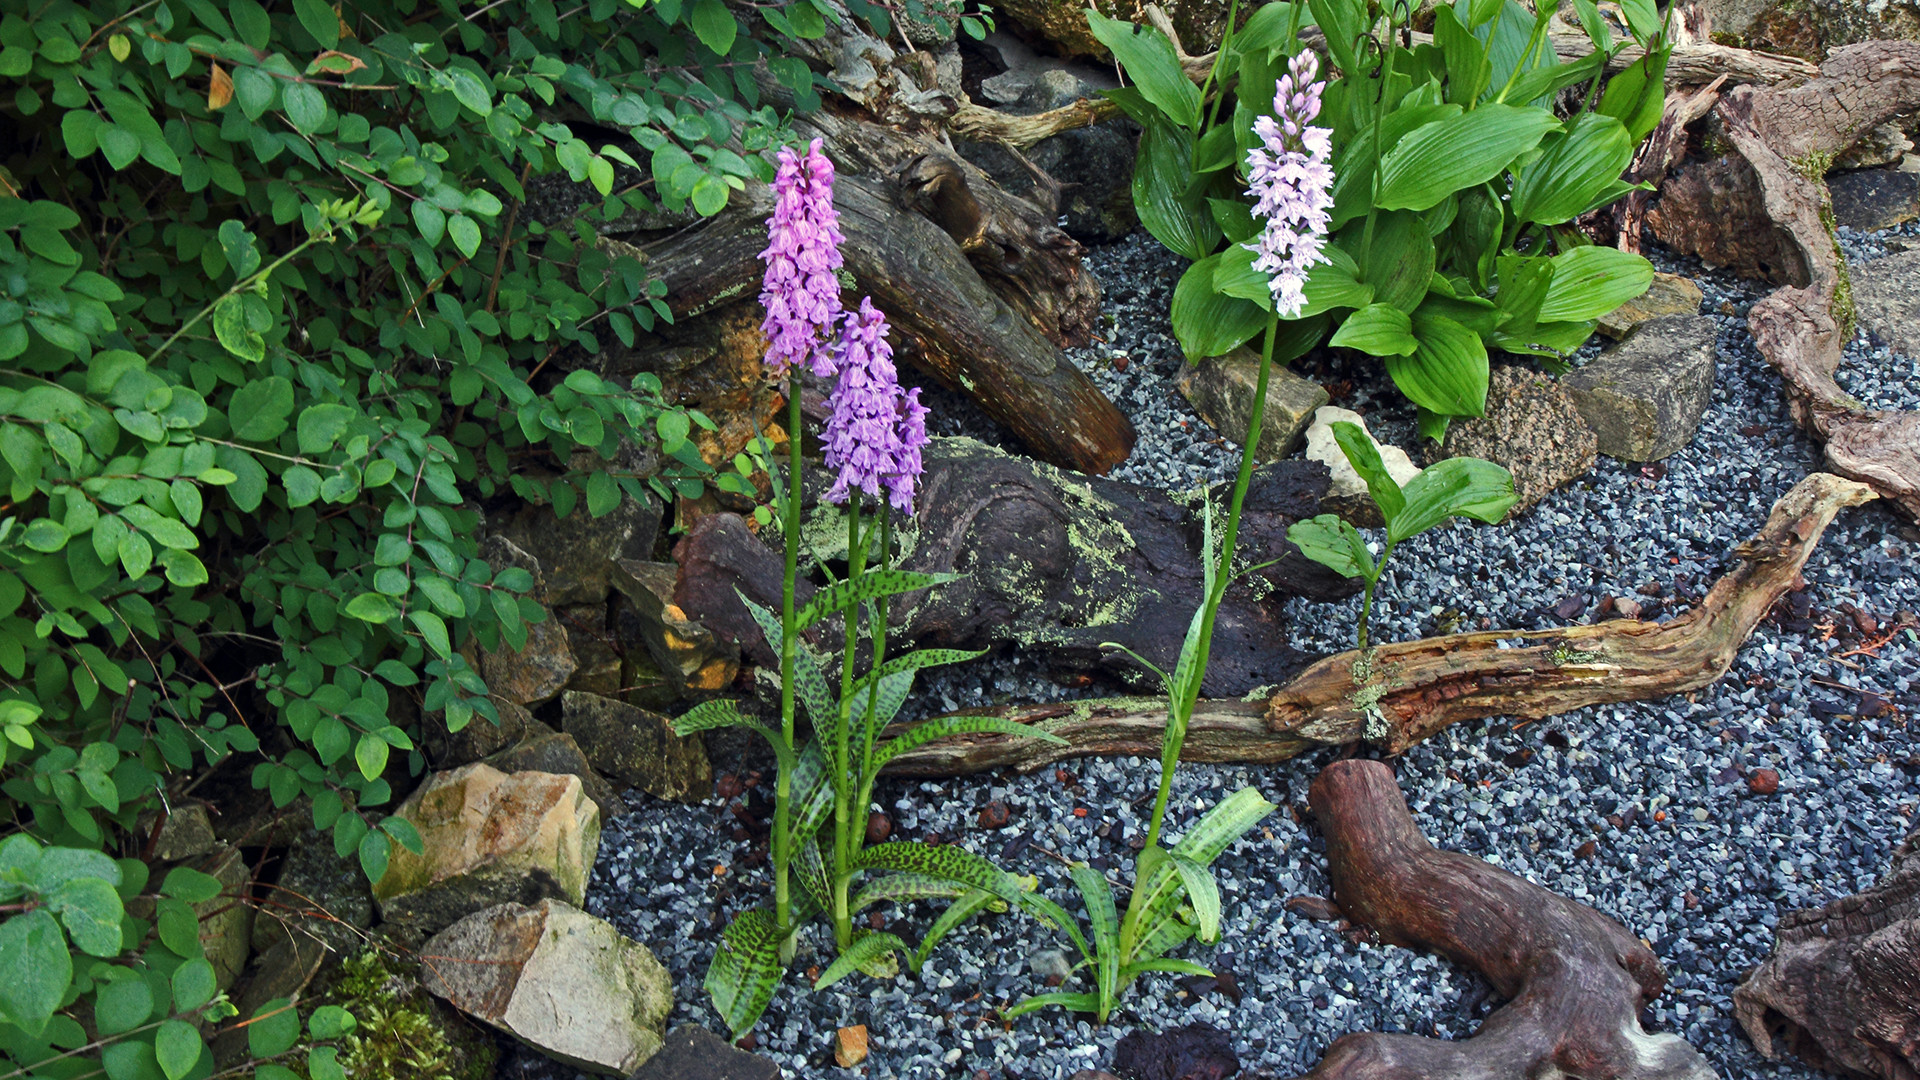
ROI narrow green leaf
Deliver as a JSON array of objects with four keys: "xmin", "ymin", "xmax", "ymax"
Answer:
[
  {"xmin": 1170, "ymin": 855, "xmax": 1222, "ymax": 943},
  {"xmin": 813, "ymin": 931, "xmax": 905, "ymax": 991}
]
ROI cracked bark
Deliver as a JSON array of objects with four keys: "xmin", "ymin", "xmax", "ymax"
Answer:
[
  {"xmin": 1734, "ymin": 819, "xmax": 1920, "ymax": 1080},
  {"xmin": 1650, "ymin": 41, "xmax": 1920, "ymax": 521},
  {"xmin": 883, "ymin": 472, "xmax": 1876, "ymax": 775}
]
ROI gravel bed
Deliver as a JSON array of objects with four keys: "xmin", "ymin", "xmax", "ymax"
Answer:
[{"xmin": 505, "ymin": 230, "xmax": 1920, "ymax": 1080}]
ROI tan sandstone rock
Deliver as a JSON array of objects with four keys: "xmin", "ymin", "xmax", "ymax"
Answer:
[
  {"xmin": 372, "ymin": 764, "xmax": 600, "ymax": 934},
  {"xmin": 423, "ymin": 899, "xmax": 672, "ymax": 1076}
]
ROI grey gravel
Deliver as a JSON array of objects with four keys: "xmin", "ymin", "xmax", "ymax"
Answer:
[{"xmin": 505, "ymin": 231, "xmax": 1920, "ymax": 1080}]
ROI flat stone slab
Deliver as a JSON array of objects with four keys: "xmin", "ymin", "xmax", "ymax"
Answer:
[
  {"xmin": 424, "ymin": 899, "xmax": 671, "ymax": 1076},
  {"xmin": 560, "ymin": 691, "xmax": 710, "ymax": 804},
  {"xmin": 1563, "ymin": 314, "xmax": 1717, "ymax": 462},
  {"xmin": 1599, "ymin": 272, "xmax": 1703, "ymax": 339},
  {"xmin": 1851, "ymin": 248, "xmax": 1920, "ymax": 358},
  {"xmin": 1176, "ymin": 344, "xmax": 1330, "ymax": 460},
  {"xmin": 1828, "ymin": 168, "xmax": 1920, "ymax": 232}
]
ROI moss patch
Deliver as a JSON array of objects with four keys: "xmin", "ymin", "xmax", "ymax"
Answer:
[{"xmin": 325, "ymin": 949, "xmax": 499, "ymax": 1080}]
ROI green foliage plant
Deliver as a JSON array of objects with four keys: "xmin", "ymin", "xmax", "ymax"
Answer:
[
  {"xmin": 1093, "ymin": 0, "xmax": 1677, "ymax": 439},
  {"xmin": 1287, "ymin": 421, "xmax": 1518, "ymax": 654},
  {"xmin": 0, "ymin": 0, "xmax": 870, "ymax": 1072}
]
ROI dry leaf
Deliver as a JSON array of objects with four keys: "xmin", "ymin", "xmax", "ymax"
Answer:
[
  {"xmin": 306, "ymin": 50, "xmax": 367, "ymax": 76},
  {"xmin": 336, "ymin": 3, "xmax": 355, "ymax": 40},
  {"xmin": 208, "ymin": 62, "xmax": 233, "ymax": 110}
]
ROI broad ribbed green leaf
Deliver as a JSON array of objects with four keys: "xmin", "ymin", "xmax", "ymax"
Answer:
[
  {"xmin": 1287, "ymin": 514, "xmax": 1373, "ymax": 580},
  {"xmin": 1386, "ymin": 312, "xmax": 1489, "ymax": 417},
  {"xmin": 1511, "ymin": 114, "xmax": 1634, "ymax": 226},
  {"xmin": 1131, "ymin": 114, "xmax": 1218, "ymax": 262},
  {"xmin": 1172, "ymin": 255, "xmax": 1268, "ymax": 359},
  {"xmin": 1538, "ymin": 246, "xmax": 1653, "ymax": 323},
  {"xmin": 1390, "ymin": 457, "xmax": 1518, "ymax": 541},
  {"xmin": 0, "ymin": 909, "xmax": 68, "ymax": 1035},
  {"xmin": 1085, "ymin": 10, "xmax": 1201, "ymax": 126},
  {"xmin": 1328, "ymin": 303, "xmax": 1417, "ymax": 357},
  {"xmin": 1353, "ymin": 210, "xmax": 1436, "ymax": 314},
  {"xmin": 1375, "ymin": 105, "xmax": 1558, "ymax": 211},
  {"xmin": 1330, "ymin": 421, "xmax": 1407, "ymax": 522}
]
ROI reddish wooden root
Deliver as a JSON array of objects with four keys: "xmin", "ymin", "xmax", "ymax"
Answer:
[{"xmin": 1299, "ymin": 760, "xmax": 1715, "ymax": 1080}]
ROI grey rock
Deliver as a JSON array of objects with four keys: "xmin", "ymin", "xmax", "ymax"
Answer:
[
  {"xmin": 1029, "ymin": 948, "xmax": 1074, "ymax": 980},
  {"xmin": 631, "ymin": 1027, "xmax": 781, "ymax": 1080},
  {"xmin": 609, "ymin": 559, "xmax": 740, "ymax": 696},
  {"xmin": 1829, "ymin": 168, "xmax": 1920, "ymax": 232},
  {"xmin": 423, "ymin": 899, "xmax": 672, "ymax": 1076},
  {"xmin": 1442, "ymin": 365, "xmax": 1598, "ymax": 517},
  {"xmin": 139, "ymin": 804, "xmax": 216, "ymax": 862},
  {"xmin": 252, "ymin": 828, "xmax": 372, "ymax": 955},
  {"xmin": 956, "ymin": 45, "xmax": 1137, "ymax": 242},
  {"xmin": 558, "ymin": 602, "xmax": 623, "ymax": 698},
  {"xmin": 1834, "ymin": 121, "xmax": 1915, "ymax": 171},
  {"xmin": 423, "ymin": 697, "xmax": 552, "ymax": 770},
  {"xmin": 197, "ymin": 844, "xmax": 253, "ymax": 993},
  {"xmin": 494, "ymin": 489, "xmax": 663, "ymax": 607},
  {"xmin": 478, "ymin": 536, "xmax": 578, "ymax": 707},
  {"xmin": 560, "ymin": 691, "xmax": 711, "ymax": 804},
  {"xmin": 1176, "ymin": 345, "xmax": 1330, "ymax": 461},
  {"xmin": 1852, "ymin": 249, "xmax": 1920, "ymax": 358},
  {"xmin": 481, "ymin": 730, "xmax": 630, "ymax": 818},
  {"xmin": 1564, "ymin": 315, "xmax": 1717, "ymax": 462}
]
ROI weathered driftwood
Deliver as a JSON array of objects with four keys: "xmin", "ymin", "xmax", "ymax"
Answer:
[
  {"xmin": 1296, "ymin": 760, "xmax": 1715, "ymax": 1080},
  {"xmin": 1650, "ymin": 41, "xmax": 1920, "ymax": 520},
  {"xmin": 672, "ymin": 438, "xmax": 1359, "ymax": 700},
  {"xmin": 1735, "ymin": 818, "xmax": 1920, "ymax": 1080},
  {"xmin": 634, "ymin": 170, "xmax": 1132, "ymax": 475},
  {"xmin": 1602, "ymin": 74, "xmax": 1729, "ymax": 253},
  {"xmin": 883, "ymin": 471, "xmax": 1874, "ymax": 775}
]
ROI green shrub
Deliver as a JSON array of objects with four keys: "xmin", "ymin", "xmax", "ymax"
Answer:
[{"xmin": 0, "ymin": 0, "xmax": 921, "ymax": 1072}]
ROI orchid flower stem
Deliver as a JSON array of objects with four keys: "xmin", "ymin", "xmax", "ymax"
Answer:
[
  {"xmin": 1141, "ymin": 312, "xmax": 1280, "ymax": 855},
  {"xmin": 833, "ymin": 493, "xmax": 866, "ymax": 949},
  {"xmin": 855, "ymin": 512, "xmax": 892, "ymax": 842},
  {"xmin": 772, "ymin": 375, "xmax": 803, "ymax": 950}
]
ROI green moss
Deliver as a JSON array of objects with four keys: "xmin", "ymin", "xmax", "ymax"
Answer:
[
  {"xmin": 1548, "ymin": 644, "xmax": 1604, "ymax": 666},
  {"xmin": 329, "ymin": 950, "xmax": 498, "ymax": 1080}
]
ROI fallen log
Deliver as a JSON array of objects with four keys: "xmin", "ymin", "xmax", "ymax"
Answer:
[
  {"xmin": 1649, "ymin": 40, "xmax": 1920, "ymax": 520},
  {"xmin": 1296, "ymin": 760, "xmax": 1716, "ymax": 1080},
  {"xmin": 1734, "ymin": 818, "xmax": 1920, "ymax": 1080},
  {"xmin": 631, "ymin": 173, "xmax": 1132, "ymax": 476},
  {"xmin": 883, "ymin": 471, "xmax": 1875, "ymax": 775},
  {"xmin": 671, "ymin": 438, "xmax": 1358, "ymax": 700}
]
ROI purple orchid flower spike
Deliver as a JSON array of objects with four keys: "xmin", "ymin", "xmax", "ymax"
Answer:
[
  {"xmin": 823, "ymin": 298, "xmax": 927, "ymax": 515},
  {"xmin": 1244, "ymin": 50, "xmax": 1335, "ymax": 318},
  {"xmin": 759, "ymin": 137, "xmax": 845, "ymax": 378}
]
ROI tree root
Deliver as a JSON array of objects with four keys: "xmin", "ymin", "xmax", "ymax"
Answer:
[{"xmin": 1292, "ymin": 759, "xmax": 1716, "ymax": 1080}]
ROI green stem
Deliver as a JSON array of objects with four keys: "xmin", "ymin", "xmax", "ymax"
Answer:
[
  {"xmin": 147, "ymin": 233, "xmax": 326, "ymax": 364},
  {"xmin": 772, "ymin": 376, "xmax": 803, "ymax": 945},
  {"xmin": 1358, "ymin": 15, "xmax": 1397, "ymax": 265},
  {"xmin": 1142, "ymin": 312, "xmax": 1281, "ymax": 853},
  {"xmin": 833, "ymin": 494, "xmax": 866, "ymax": 949},
  {"xmin": 1196, "ymin": 0, "xmax": 1243, "ymax": 135},
  {"xmin": 855, "ymin": 512, "xmax": 892, "ymax": 835}
]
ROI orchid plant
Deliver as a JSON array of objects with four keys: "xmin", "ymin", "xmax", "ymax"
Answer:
[
  {"xmin": 673, "ymin": 140, "xmax": 1067, "ymax": 1037},
  {"xmin": 1094, "ymin": 0, "xmax": 1677, "ymax": 439}
]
